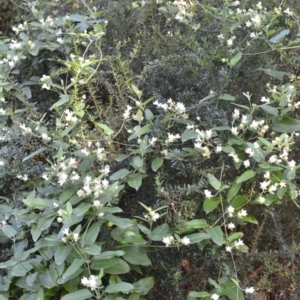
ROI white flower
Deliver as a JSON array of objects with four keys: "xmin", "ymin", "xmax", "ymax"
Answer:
[
  {"xmin": 162, "ymin": 236, "xmax": 174, "ymax": 247},
  {"xmin": 225, "ymin": 245, "xmax": 232, "ymax": 252},
  {"xmin": 237, "ymin": 209, "xmax": 247, "ymax": 218},
  {"xmin": 251, "ymin": 15, "xmax": 261, "ymax": 26},
  {"xmin": 148, "ymin": 209, "xmax": 159, "ymax": 222},
  {"xmin": 231, "ymin": 127, "xmax": 239, "ymax": 136},
  {"xmin": 180, "ymin": 236, "xmax": 191, "ymax": 245},
  {"xmin": 175, "ymin": 102, "xmax": 186, "ymax": 114},
  {"xmin": 216, "ymin": 145, "xmax": 222, "ymax": 153},
  {"xmin": 256, "ymin": 2, "xmax": 262, "ymax": 9},
  {"xmin": 245, "ymin": 21, "xmax": 252, "ymax": 27},
  {"xmin": 260, "ymin": 96, "xmax": 270, "ymax": 103},
  {"xmin": 165, "ymin": 133, "xmax": 180, "ymax": 143},
  {"xmin": 93, "ymin": 200, "xmax": 102, "ymax": 208},
  {"xmin": 227, "ymin": 222, "xmax": 235, "ymax": 230},
  {"xmin": 288, "ymin": 160, "xmax": 296, "ymax": 169},
  {"xmin": 258, "ymin": 196, "xmax": 265, "ymax": 204},
  {"xmin": 260, "ymin": 180, "xmax": 270, "ymax": 191},
  {"xmin": 57, "ymin": 37, "xmax": 64, "ymax": 44},
  {"xmin": 204, "ymin": 190, "xmax": 212, "ymax": 199},
  {"xmin": 232, "ymin": 109, "xmax": 240, "ymax": 119},
  {"xmin": 211, "ymin": 294, "xmax": 219, "ymax": 300},
  {"xmin": 57, "ymin": 217, "xmax": 63, "ymax": 223},
  {"xmin": 227, "ymin": 38, "xmax": 234, "ymax": 47},
  {"xmin": 63, "ymin": 228, "xmax": 70, "ymax": 236},
  {"xmin": 227, "ymin": 205, "xmax": 235, "ymax": 217},
  {"xmin": 244, "ymin": 160, "xmax": 250, "ymax": 168},
  {"xmin": 81, "ymin": 276, "xmax": 89, "ymax": 286},
  {"xmin": 53, "ymin": 202, "xmax": 59, "ymax": 208},
  {"xmin": 245, "ymin": 287, "xmax": 255, "ymax": 294},
  {"xmin": 73, "ymin": 233, "xmax": 80, "ymax": 242},
  {"xmin": 234, "ymin": 239, "xmax": 244, "ymax": 248},
  {"xmin": 284, "ymin": 8, "xmax": 293, "ymax": 16},
  {"xmin": 245, "ymin": 147, "xmax": 255, "ymax": 157},
  {"xmin": 268, "ymin": 184, "xmax": 277, "ymax": 194},
  {"xmin": 149, "ymin": 137, "xmax": 157, "ymax": 146}
]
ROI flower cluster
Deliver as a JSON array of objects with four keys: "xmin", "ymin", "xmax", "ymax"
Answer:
[
  {"xmin": 162, "ymin": 235, "xmax": 191, "ymax": 246},
  {"xmin": 81, "ymin": 275, "xmax": 100, "ymax": 291},
  {"xmin": 154, "ymin": 98, "xmax": 188, "ymax": 118},
  {"xmin": 61, "ymin": 228, "xmax": 80, "ymax": 243}
]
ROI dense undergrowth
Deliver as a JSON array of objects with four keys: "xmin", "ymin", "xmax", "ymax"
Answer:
[{"xmin": 1, "ymin": 0, "xmax": 300, "ymax": 299}]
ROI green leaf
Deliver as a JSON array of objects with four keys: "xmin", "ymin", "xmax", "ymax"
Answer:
[
  {"xmin": 203, "ymin": 197, "xmax": 220, "ymax": 214},
  {"xmin": 206, "ymin": 226, "xmax": 223, "ymax": 246},
  {"xmin": 105, "ymin": 258, "xmax": 130, "ymax": 274},
  {"xmin": 50, "ymin": 94, "xmax": 70, "ymax": 110},
  {"xmin": 59, "ymin": 187, "xmax": 75, "ymax": 203},
  {"xmin": 185, "ymin": 233, "xmax": 210, "ymax": 244},
  {"xmin": 220, "ymin": 280, "xmax": 245, "ymax": 300},
  {"xmin": 55, "ymin": 245, "xmax": 73, "ymax": 265},
  {"xmin": 83, "ymin": 244, "xmax": 101, "ymax": 255},
  {"xmin": 237, "ymin": 170, "xmax": 255, "ymax": 183},
  {"xmin": 229, "ymin": 52, "xmax": 242, "ymax": 67},
  {"xmin": 227, "ymin": 232, "xmax": 243, "ymax": 243},
  {"xmin": 23, "ymin": 197, "xmax": 52, "ymax": 209},
  {"xmin": 36, "ymin": 288, "xmax": 44, "ymax": 300},
  {"xmin": 132, "ymin": 84, "xmax": 142, "ymax": 99},
  {"xmin": 270, "ymin": 29, "xmax": 290, "ymax": 43},
  {"xmin": 127, "ymin": 174, "xmax": 145, "ymax": 191},
  {"xmin": 219, "ymin": 94, "xmax": 235, "ymax": 101},
  {"xmin": 1, "ymin": 225, "xmax": 17, "ymax": 238},
  {"xmin": 62, "ymin": 259, "xmax": 85, "ymax": 282},
  {"xmin": 145, "ymin": 109, "xmax": 154, "ymax": 120},
  {"xmin": 97, "ymin": 250, "xmax": 125, "ymax": 259},
  {"xmin": 60, "ymin": 289, "xmax": 93, "ymax": 300},
  {"xmin": 31, "ymin": 224, "xmax": 42, "ymax": 242},
  {"xmin": 231, "ymin": 195, "xmax": 247, "ymax": 209},
  {"xmin": 258, "ymin": 68, "xmax": 288, "ymax": 81},
  {"xmin": 104, "ymin": 214, "xmax": 133, "ymax": 228},
  {"xmin": 227, "ymin": 179, "xmax": 242, "ymax": 202},
  {"xmin": 181, "ymin": 129, "xmax": 198, "ymax": 142},
  {"xmin": 243, "ymin": 214, "xmax": 258, "ymax": 224},
  {"xmin": 207, "ymin": 173, "xmax": 221, "ymax": 190},
  {"xmin": 132, "ymin": 277, "xmax": 154, "ymax": 294},
  {"xmin": 272, "ymin": 116, "xmax": 300, "ymax": 132},
  {"xmin": 185, "ymin": 219, "xmax": 208, "ymax": 229},
  {"xmin": 84, "ymin": 222, "xmax": 101, "ymax": 245},
  {"xmin": 122, "ymin": 246, "xmax": 151, "ymax": 266},
  {"xmin": 115, "ymin": 154, "xmax": 129, "ymax": 162},
  {"xmin": 198, "ymin": 93, "xmax": 216, "ymax": 104},
  {"xmin": 109, "ymin": 168, "xmax": 130, "ymax": 180},
  {"xmin": 188, "ymin": 291, "xmax": 210, "ymax": 297},
  {"xmin": 11, "ymin": 261, "xmax": 33, "ymax": 276},
  {"xmin": 151, "ymin": 157, "xmax": 164, "ymax": 172},
  {"xmin": 96, "ymin": 123, "xmax": 114, "ymax": 135},
  {"xmin": 22, "ymin": 147, "xmax": 47, "ymax": 163},
  {"xmin": 149, "ymin": 224, "xmax": 169, "ymax": 241},
  {"xmin": 105, "ymin": 282, "xmax": 134, "ymax": 293},
  {"xmin": 260, "ymin": 104, "xmax": 278, "ymax": 116}
]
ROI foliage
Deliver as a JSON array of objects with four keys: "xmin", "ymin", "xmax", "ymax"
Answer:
[{"xmin": 1, "ymin": 0, "xmax": 300, "ymax": 299}]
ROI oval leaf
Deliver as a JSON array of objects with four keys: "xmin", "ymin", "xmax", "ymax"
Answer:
[
  {"xmin": 151, "ymin": 157, "xmax": 163, "ymax": 172},
  {"xmin": 229, "ymin": 52, "xmax": 242, "ymax": 67},
  {"xmin": 207, "ymin": 173, "xmax": 221, "ymax": 190},
  {"xmin": 203, "ymin": 197, "xmax": 221, "ymax": 214},
  {"xmin": 105, "ymin": 282, "xmax": 134, "ymax": 293},
  {"xmin": 206, "ymin": 226, "xmax": 223, "ymax": 246},
  {"xmin": 61, "ymin": 289, "xmax": 93, "ymax": 300},
  {"xmin": 109, "ymin": 168, "xmax": 130, "ymax": 181},
  {"xmin": 237, "ymin": 170, "xmax": 255, "ymax": 183}
]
